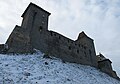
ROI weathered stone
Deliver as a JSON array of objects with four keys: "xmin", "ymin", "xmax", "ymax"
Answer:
[
  {"xmin": 97, "ymin": 54, "xmax": 119, "ymax": 79},
  {"xmin": 0, "ymin": 2, "xmax": 119, "ymax": 80},
  {"xmin": 4, "ymin": 2, "xmax": 98, "ymax": 68}
]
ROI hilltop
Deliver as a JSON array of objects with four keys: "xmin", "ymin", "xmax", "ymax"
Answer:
[{"xmin": 0, "ymin": 51, "xmax": 119, "ymax": 84}]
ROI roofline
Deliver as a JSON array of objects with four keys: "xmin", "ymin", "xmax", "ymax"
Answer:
[
  {"xmin": 86, "ymin": 36, "xmax": 94, "ymax": 41},
  {"xmin": 21, "ymin": 2, "xmax": 51, "ymax": 17},
  {"xmin": 98, "ymin": 59, "xmax": 112, "ymax": 63},
  {"xmin": 82, "ymin": 31, "xmax": 94, "ymax": 41},
  {"xmin": 76, "ymin": 31, "xmax": 94, "ymax": 41}
]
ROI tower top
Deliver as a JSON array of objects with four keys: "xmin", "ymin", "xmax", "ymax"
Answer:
[
  {"xmin": 77, "ymin": 31, "xmax": 93, "ymax": 41},
  {"xmin": 21, "ymin": 2, "xmax": 51, "ymax": 17}
]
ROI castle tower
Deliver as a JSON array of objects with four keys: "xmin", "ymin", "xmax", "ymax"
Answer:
[
  {"xmin": 21, "ymin": 3, "xmax": 51, "ymax": 52},
  {"xmin": 5, "ymin": 3, "xmax": 51, "ymax": 53},
  {"xmin": 76, "ymin": 31, "xmax": 98, "ymax": 67},
  {"xmin": 21, "ymin": 2, "xmax": 51, "ymax": 33}
]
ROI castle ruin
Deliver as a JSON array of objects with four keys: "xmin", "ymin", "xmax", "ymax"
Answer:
[{"xmin": 0, "ymin": 3, "xmax": 119, "ymax": 80}]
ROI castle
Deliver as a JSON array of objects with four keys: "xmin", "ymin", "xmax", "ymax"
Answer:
[{"xmin": 0, "ymin": 3, "xmax": 119, "ymax": 80}]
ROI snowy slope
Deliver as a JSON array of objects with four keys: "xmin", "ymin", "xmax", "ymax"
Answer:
[{"xmin": 0, "ymin": 51, "xmax": 120, "ymax": 84}]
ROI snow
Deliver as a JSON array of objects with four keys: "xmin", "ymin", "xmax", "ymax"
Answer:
[{"xmin": 0, "ymin": 51, "xmax": 119, "ymax": 84}]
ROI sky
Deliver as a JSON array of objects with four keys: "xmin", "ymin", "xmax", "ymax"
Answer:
[{"xmin": 0, "ymin": 0, "xmax": 120, "ymax": 77}]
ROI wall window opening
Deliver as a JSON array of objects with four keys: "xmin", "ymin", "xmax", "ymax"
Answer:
[
  {"xmin": 84, "ymin": 51, "xmax": 87, "ymax": 57},
  {"xmin": 89, "ymin": 49, "xmax": 93, "ymax": 63},
  {"xmin": 50, "ymin": 31, "xmax": 53, "ymax": 36},
  {"xmin": 69, "ymin": 46, "xmax": 71, "ymax": 50},
  {"xmin": 81, "ymin": 45, "xmax": 83, "ymax": 48},
  {"xmin": 77, "ymin": 50, "xmax": 79, "ymax": 54},
  {"xmin": 39, "ymin": 26, "xmax": 43, "ymax": 32},
  {"xmin": 89, "ymin": 50, "xmax": 91, "ymax": 55},
  {"xmin": 59, "ymin": 36, "xmax": 61, "ymax": 39},
  {"xmin": 84, "ymin": 46, "xmax": 86, "ymax": 50},
  {"xmin": 68, "ymin": 40, "xmax": 69, "ymax": 43}
]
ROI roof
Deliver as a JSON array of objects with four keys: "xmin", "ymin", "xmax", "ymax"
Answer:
[
  {"xmin": 97, "ymin": 53, "xmax": 106, "ymax": 58},
  {"xmin": 77, "ymin": 31, "xmax": 93, "ymax": 41},
  {"xmin": 98, "ymin": 59, "xmax": 112, "ymax": 63},
  {"xmin": 21, "ymin": 2, "xmax": 51, "ymax": 17}
]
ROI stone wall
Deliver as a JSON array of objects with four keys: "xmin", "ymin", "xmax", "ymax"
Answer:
[
  {"xmin": 31, "ymin": 29, "xmax": 97, "ymax": 67},
  {"xmin": 1, "ymin": 2, "xmax": 119, "ymax": 80},
  {"xmin": 5, "ymin": 3, "xmax": 98, "ymax": 67},
  {"xmin": 97, "ymin": 54, "xmax": 119, "ymax": 79},
  {"xmin": 6, "ymin": 25, "xmax": 32, "ymax": 53}
]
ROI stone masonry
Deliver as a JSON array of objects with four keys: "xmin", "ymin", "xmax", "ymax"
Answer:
[
  {"xmin": 97, "ymin": 53, "xmax": 119, "ymax": 79},
  {"xmin": 6, "ymin": 3, "xmax": 98, "ymax": 67},
  {"xmin": 0, "ymin": 2, "xmax": 119, "ymax": 80}
]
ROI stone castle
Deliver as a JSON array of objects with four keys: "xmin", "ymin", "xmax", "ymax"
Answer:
[{"xmin": 0, "ymin": 3, "xmax": 119, "ymax": 80}]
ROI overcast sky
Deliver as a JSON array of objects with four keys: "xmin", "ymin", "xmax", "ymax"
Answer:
[{"xmin": 0, "ymin": 0, "xmax": 120, "ymax": 77}]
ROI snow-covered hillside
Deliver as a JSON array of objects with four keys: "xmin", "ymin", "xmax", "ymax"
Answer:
[{"xmin": 0, "ymin": 51, "xmax": 119, "ymax": 84}]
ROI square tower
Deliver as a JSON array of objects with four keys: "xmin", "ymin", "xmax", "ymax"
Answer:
[{"xmin": 21, "ymin": 2, "xmax": 51, "ymax": 32}]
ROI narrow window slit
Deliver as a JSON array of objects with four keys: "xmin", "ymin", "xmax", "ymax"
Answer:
[
  {"xmin": 39, "ymin": 26, "xmax": 43, "ymax": 32},
  {"xmin": 69, "ymin": 46, "xmax": 71, "ymax": 50}
]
